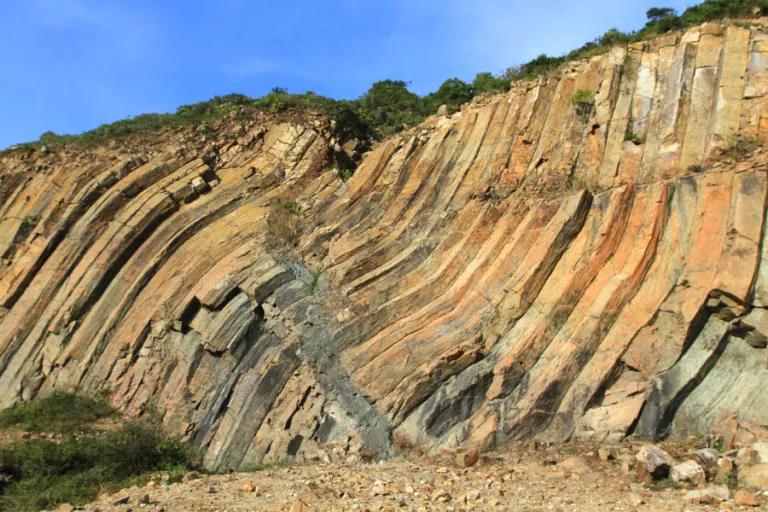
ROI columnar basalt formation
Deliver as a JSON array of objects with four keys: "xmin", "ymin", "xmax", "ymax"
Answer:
[{"xmin": 1, "ymin": 21, "xmax": 768, "ymax": 470}]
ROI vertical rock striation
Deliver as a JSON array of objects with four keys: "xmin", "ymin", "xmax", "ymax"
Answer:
[{"xmin": 2, "ymin": 21, "xmax": 768, "ymax": 470}]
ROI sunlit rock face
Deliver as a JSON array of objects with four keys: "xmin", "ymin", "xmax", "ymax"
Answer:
[{"xmin": 1, "ymin": 21, "xmax": 768, "ymax": 471}]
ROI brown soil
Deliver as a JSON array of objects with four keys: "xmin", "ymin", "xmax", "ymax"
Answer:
[{"xmin": 58, "ymin": 442, "xmax": 766, "ymax": 512}]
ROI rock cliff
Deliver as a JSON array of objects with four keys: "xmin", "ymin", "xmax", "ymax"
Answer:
[{"xmin": 1, "ymin": 21, "xmax": 768, "ymax": 471}]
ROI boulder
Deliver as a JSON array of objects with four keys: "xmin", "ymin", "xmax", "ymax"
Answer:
[
  {"xmin": 738, "ymin": 463, "xmax": 768, "ymax": 490},
  {"xmin": 558, "ymin": 455, "xmax": 591, "ymax": 474},
  {"xmin": 741, "ymin": 421, "xmax": 768, "ymax": 441},
  {"xmin": 718, "ymin": 457, "xmax": 735, "ymax": 473},
  {"xmin": 370, "ymin": 480, "xmax": 388, "ymax": 496},
  {"xmin": 738, "ymin": 447, "xmax": 761, "ymax": 463},
  {"xmin": 456, "ymin": 448, "xmax": 479, "ymax": 468},
  {"xmin": 598, "ymin": 446, "xmax": 618, "ymax": 462},
  {"xmin": 689, "ymin": 448, "xmax": 719, "ymax": 469},
  {"xmin": 751, "ymin": 441, "xmax": 768, "ymax": 462},
  {"xmin": 703, "ymin": 485, "xmax": 730, "ymax": 503},
  {"xmin": 713, "ymin": 470, "xmax": 730, "ymax": 485},
  {"xmin": 436, "ymin": 104, "xmax": 449, "ymax": 116},
  {"xmin": 635, "ymin": 445, "xmax": 674, "ymax": 482},
  {"xmin": 735, "ymin": 489, "xmax": 760, "ymax": 507},
  {"xmin": 191, "ymin": 176, "xmax": 209, "ymax": 194},
  {"xmin": 683, "ymin": 486, "xmax": 730, "ymax": 505},
  {"xmin": 683, "ymin": 490, "xmax": 704, "ymax": 504},
  {"xmin": 289, "ymin": 501, "xmax": 313, "ymax": 512},
  {"xmin": 739, "ymin": 308, "xmax": 768, "ymax": 348},
  {"xmin": 715, "ymin": 416, "xmax": 760, "ymax": 450},
  {"xmin": 670, "ymin": 460, "xmax": 706, "ymax": 485}
]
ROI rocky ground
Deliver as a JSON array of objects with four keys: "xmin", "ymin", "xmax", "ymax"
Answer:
[{"xmin": 56, "ymin": 439, "xmax": 768, "ymax": 512}]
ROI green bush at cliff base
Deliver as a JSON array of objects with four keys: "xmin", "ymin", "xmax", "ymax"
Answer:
[
  {"xmin": 0, "ymin": 392, "xmax": 115, "ymax": 434},
  {"xmin": 0, "ymin": 394, "xmax": 196, "ymax": 512}
]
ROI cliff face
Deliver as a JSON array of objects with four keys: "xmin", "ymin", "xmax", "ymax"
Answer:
[{"xmin": 2, "ymin": 20, "xmax": 768, "ymax": 471}]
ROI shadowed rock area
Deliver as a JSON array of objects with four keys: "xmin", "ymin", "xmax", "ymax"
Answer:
[{"xmin": 1, "ymin": 20, "xmax": 768, "ymax": 471}]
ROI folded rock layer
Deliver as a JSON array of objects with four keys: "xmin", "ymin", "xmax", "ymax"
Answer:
[{"xmin": 1, "ymin": 21, "xmax": 768, "ymax": 470}]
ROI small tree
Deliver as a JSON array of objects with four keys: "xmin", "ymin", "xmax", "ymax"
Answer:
[
  {"xmin": 424, "ymin": 78, "xmax": 473, "ymax": 113},
  {"xmin": 596, "ymin": 28, "xmax": 632, "ymax": 47},
  {"xmin": 646, "ymin": 7, "xmax": 676, "ymax": 22},
  {"xmin": 471, "ymin": 72, "xmax": 511, "ymax": 95},
  {"xmin": 359, "ymin": 80, "xmax": 426, "ymax": 135},
  {"xmin": 643, "ymin": 7, "xmax": 682, "ymax": 34}
]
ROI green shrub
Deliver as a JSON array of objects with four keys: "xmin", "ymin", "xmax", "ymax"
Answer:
[
  {"xmin": 636, "ymin": 7, "xmax": 684, "ymax": 38},
  {"xmin": 266, "ymin": 201, "xmax": 302, "ymax": 250},
  {"xmin": 0, "ymin": 423, "xmax": 193, "ymax": 511},
  {"xmin": 720, "ymin": 133, "xmax": 763, "ymax": 159},
  {"xmin": 470, "ymin": 72, "xmax": 511, "ymax": 95},
  {"xmin": 649, "ymin": 477, "xmax": 680, "ymax": 491},
  {"xmin": 357, "ymin": 80, "xmax": 428, "ymax": 136},
  {"xmin": 0, "ymin": 394, "xmax": 195, "ymax": 512},
  {"xmin": 309, "ymin": 269, "xmax": 323, "ymax": 296},
  {"xmin": 681, "ymin": 0, "xmax": 768, "ymax": 25},
  {"xmin": 596, "ymin": 28, "xmax": 633, "ymax": 47},
  {"xmin": 268, "ymin": 88, "xmax": 288, "ymax": 112},
  {"xmin": 571, "ymin": 89, "xmax": 595, "ymax": 123},
  {"xmin": 21, "ymin": 215, "xmax": 40, "ymax": 228},
  {"xmin": 280, "ymin": 201, "xmax": 300, "ymax": 215},
  {"xmin": 624, "ymin": 128, "xmax": 640, "ymax": 144},
  {"xmin": 0, "ymin": 393, "xmax": 115, "ymax": 434},
  {"xmin": 423, "ymin": 78, "xmax": 474, "ymax": 113},
  {"xmin": 512, "ymin": 53, "xmax": 565, "ymax": 80},
  {"xmin": 37, "ymin": 132, "xmax": 74, "ymax": 146}
]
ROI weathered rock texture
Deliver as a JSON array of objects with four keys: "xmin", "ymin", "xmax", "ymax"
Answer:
[{"xmin": 2, "ymin": 21, "xmax": 768, "ymax": 470}]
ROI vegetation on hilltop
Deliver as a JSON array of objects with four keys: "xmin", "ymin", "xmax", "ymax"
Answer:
[
  {"xmin": 501, "ymin": 0, "xmax": 768, "ymax": 80},
  {"xmin": 14, "ymin": 72, "xmax": 511, "ymax": 153},
  {"xmin": 5, "ymin": 0, "xmax": 768, "ymax": 154}
]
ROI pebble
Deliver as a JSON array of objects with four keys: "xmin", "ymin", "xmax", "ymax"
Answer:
[{"xmin": 46, "ymin": 440, "xmax": 768, "ymax": 512}]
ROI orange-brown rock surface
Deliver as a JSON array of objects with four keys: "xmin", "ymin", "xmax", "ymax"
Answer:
[{"xmin": 2, "ymin": 21, "xmax": 768, "ymax": 471}]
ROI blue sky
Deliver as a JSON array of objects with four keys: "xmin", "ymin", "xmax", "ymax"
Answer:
[{"xmin": 0, "ymin": 0, "xmax": 691, "ymax": 149}]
